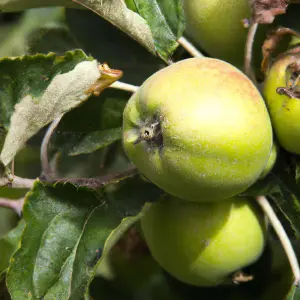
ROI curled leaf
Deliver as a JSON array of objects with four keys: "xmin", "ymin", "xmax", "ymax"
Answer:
[
  {"xmin": 250, "ymin": 0, "xmax": 289, "ymax": 24},
  {"xmin": 261, "ymin": 27, "xmax": 300, "ymax": 73},
  {"xmin": 0, "ymin": 53, "xmax": 122, "ymax": 166}
]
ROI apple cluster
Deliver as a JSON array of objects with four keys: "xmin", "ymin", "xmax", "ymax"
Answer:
[{"xmin": 122, "ymin": 0, "xmax": 300, "ymax": 290}]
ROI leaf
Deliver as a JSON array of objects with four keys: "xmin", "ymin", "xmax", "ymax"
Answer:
[
  {"xmin": 0, "ymin": 8, "xmax": 65, "ymax": 58},
  {"xmin": 6, "ymin": 176, "xmax": 163, "ymax": 299},
  {"xmin": 26, "ymin": 23, "xmax": 78, "ymax": 55},
  {"xmin": 65, "ymin": 9, "xmax": 164, "ymax": 86},
  {"xmin": 240, "ymin": 173, "xmax": 280, "ymax": 197},
  {"xmin": 261, "ymin": 27, "xmax": 300, "ymax": 73},
  {"xmin": 73, "ymin": 0, "xmax": 156, "ymax": 59},
  {"xmin": 0, "ymin": 0, "xmax": 80, "ymax": 12},
  {"xmin": 125, "ymin": 0, "xmax": 185, "ymax": 61},
  {"xmin": 0, "ymin": 219, "xmax": 25, "ymax": 278},
  {"xmin": 250, "ymin": 0, "xmax": 289, "ymax": 24},
  {"xmin": 272, "ymin": 169, "xmax": 300, "ymax": 236},
  {"xmin": 69, "ymin": 127, "xmax": 122, "ymax": 156},
  {"xmin": 0, "ymin": 50, "xmax": 121, "ymax": 166},
  {"xmin": 287, "ymin": 284, "xmax": 300, "ymax": 300},
  {"xmin": 6, "ymin": 181, "xmax": 117, "ymax": 299}
]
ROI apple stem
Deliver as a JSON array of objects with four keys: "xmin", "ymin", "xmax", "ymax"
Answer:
[
  {"xmin": 0, "ymin": 197, "xmax": 24, "ymax": 216},
  {"xmin": 11, "ymin": 176, "xmax": 35, "ymax": 189},
  {"xmin": 256, "ymin": 195, "xmax": 300, "ymax": 286},
  {"xmin": 40, "ymin": 114, "xmax": 63, "ymax": 180},
  {"xmin": 178, "ymin": 37, "xmax": 204, "ymax": 58},
  {"xmin": 109, "ymin": 81, "xmax": 139, "ymax": 93},
  {"xmin": 244, "ymin": 22, "xmax": 258, "ymax": 83}
]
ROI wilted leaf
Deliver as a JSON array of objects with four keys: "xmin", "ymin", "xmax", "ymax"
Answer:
[
  {"xmin": 125, "ymin": 0, "xmax": 185, "ymax": 61},
  {"xmin": 73, "ymin": 0, "xmax": 156, "ymax": 58},
  {"xmin": 0, "ymin": 50, "xmax": 122, "ymax": 166},
  {"xmin": 0, "ymin": 219, "xmax": 25, "ymax": 278},
  {"xmin": 250, "ymin": 0, "xmax": 289, "ymax": 24},
  {"xmin": 261, "ymin": 27, "xmax": 300, "ymax": 73},
  {"xmin": 69, "ymin": 127, "xmax": 122, "ymax": 156}
]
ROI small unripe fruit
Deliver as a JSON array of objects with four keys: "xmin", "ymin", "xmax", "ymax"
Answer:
[
  {"xmin": 141, "ymin": 196, "xmax": 267, "ymax": 287},
  {"xmin": 183, "ymin": 0, "xmax": 251, "ymax": 69},
  {"xmin": 123, "ymin": 58, "xmax": 273, "ymax": 202},
  {"xmin": 263, "ymin": 54, "xmax": 300, "ymax": 154}
]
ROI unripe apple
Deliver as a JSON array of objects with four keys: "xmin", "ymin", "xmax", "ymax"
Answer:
[
  {"xmin": 183, "ymin": 0, "xmax": 250, "ymax": 69},
  {"xmin": 141, "ymin": 196, "xmax": 267, "ymax": 287},
  {"xmin": 263, "ymin": 54, "xmax": 300, "ymax": 154},
  {"xmin": 123, "ymin": 58, "xmax": 273, "ymax": 203},
  {"xmin": 259, "ymin": 142, "xmax": 278, "ymax": 180},
  {"xmin": 182, "ymin": 0, "xmax": 266, "ymax": 75}
]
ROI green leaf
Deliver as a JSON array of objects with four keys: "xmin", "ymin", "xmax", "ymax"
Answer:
[
  {"xmin": 0, "ymin": 0, "xmax": 80, "ymax": 12},
  {"xmin": 69, "ymin": 127, "xmax": 122, "ymax": 156},
  {"xmin": 66, "ymin": 9, "xmax": 164, "ymax": 86},
  {"xmin": 74, "ymin": 0, "xmax": 157, "ymax": 59},
  {"xmin": 0, "ymin": 50, "xmax": 103, "ymax": 166},
  {"xmin": 26, "ymin": 23, "xmax": 78, "ymax": 56},
  {"xmin": 0, "ymin": 8, "xmax": 65, "ymax": 58},
  {"xmin": 240, "ymin": 174, "xmax": 280, "ymax": 197},
  {"xmin": 287, "ymin": 284, "xmax": 300, "ymax": 300},
  {"xmin": 127, "ymin": 0, "xmax": 185, "ymax": 61},
  {"xmin": 6, "ymin": 181, "xmax": 119, "ymax": 299},
  {"xmin": 0, "ymin": 219, "xmax": 25, "ymax": 278},
  {"xmin": 6, "ymin": 176, "xmax": 163, "ymax": 299}
]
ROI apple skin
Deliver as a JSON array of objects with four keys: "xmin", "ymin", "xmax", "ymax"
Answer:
[
  {"xmin": 123, "ymin": 58, "xmax": 273, "ymax": 203},
  {"xmin": 258, "ymin": 142, "xmax": 278, "ymax": 180},
  {"xmin": 183, "ymin": 0, "xmax": 250, "ymax": 69},
  {"xmin": 140, "ymin": 196, "xmax": 267, "ymax": 287},
  {"xmin": 263, "ymin": 54, "xmax": 300, "ymax": 154}
]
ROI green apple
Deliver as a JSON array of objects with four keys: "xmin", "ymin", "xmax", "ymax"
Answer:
[
  {"xmin": 183, "ymin": 0, "xmax": 250, "ymax": 68},
  {"xmin": 123, "ymin": 58, "xmax": 273, "ymax": 203},
  {"xmin": 182, "ymin": 0, "xmax": 266, "ymax": 74},
  {"xmin": 259, "ymin": 142, "xmax": 278, "ymax": 180},
  {"xmin": 263, "ymin": 54, "xmax": 300, "ymax": 154},
  {"xmin": 141, "ymin": 195, "xmax": 267, "ymax": 287}
]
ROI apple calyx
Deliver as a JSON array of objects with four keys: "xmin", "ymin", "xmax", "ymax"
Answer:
[
  {"xmin": 134, "ymin": 119, "xmax": 163, "ymax": 147},
  {"xmin": 276, "ymin": 59, "xmax": 300, "ymax": 99}
]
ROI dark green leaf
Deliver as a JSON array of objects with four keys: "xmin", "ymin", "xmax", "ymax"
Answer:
[
  {"xmin": 7, "ymin": 175, "xmax": 163, "ymax": 299},
  {"xmin": 26, "ymin": 24, "xmax": 78, "ymax": 55},
  {"xmin": 65, "ymin": 9, "xmax": 164, "ymax": 86},
  {"xmin": 240, "ymin": 173, "xmax": 280, "ymax": 197},
  {"xmin": 69, "ymin": 127, "xmax": 122, "ymax": 156},
  {"xmin": 73, "ymin": 0, "xmax": 157, "ymax": 59},
  {"xmin": 0, "ymin": 219, "xmax": 25, "ymax": 278},
  {"xmin": 103, "ymin": 175, "xmax": 164, "ymax": 217},
  {"xmin": 6, "ymin": 181, "xmax": 118, "ymax": 299},
  {"xmin": 271, "ymin": 159, "xmax": 300, "ymax": 237},
  {"xmin": 127, "ymin": 0, "xmax": 185, "ymax": 61}
]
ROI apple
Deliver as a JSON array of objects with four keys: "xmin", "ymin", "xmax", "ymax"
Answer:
[
  {"xmin": 263, "ymin": 54, "xmax": 300, "ymax": 154},
  {"xmin": 258, "ymin": 142, "xmax": 278, "ymax": 180},
  {"xmin": 123, "ymin": 58, "xmax": 273, "ymax": 203},
  {"xmin": 182, "ymin": 0, "xmax": 266, "ymax": 74},
  {"xmin": 140, "ymin": 195, "xmax": 267, "ymax": 287}
]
